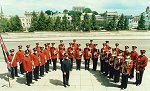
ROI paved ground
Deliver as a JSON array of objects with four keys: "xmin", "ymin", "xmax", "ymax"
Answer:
[{"xmin": 0, "ymin": 32, "xmax": 150, "ymax": 91}]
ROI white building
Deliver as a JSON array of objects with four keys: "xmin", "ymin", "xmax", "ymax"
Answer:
[
  {"xmin": 104, "ymin": 11, "xmax": 118, "ymax": 19},
  {"xmin": 72, "ymin": 6, "xmax": 85, "ymax": 13},
  {"xmin": 129, "ymin": 16, "xmax": 139, "ymax": 29},
  {"xmin": 52, "ymin": 13, "xmax": 72, "ymax": 21},
  {"xmin": 81, "ymin": 13, "xmax": 104, "ymax": 21}
]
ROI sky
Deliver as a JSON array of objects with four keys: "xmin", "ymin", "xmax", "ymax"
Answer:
[{"xmin": 0, "ymin": 0, "xmax": 150, "ymax": 16}]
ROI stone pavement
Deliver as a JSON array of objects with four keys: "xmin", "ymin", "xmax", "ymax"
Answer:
[{"xmin": 0, "ymin": 61, "xmax": 150, "ymax": 91}]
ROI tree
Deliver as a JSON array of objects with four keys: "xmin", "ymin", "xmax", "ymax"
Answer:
[
  {"xmin": 63, "ymin": 9, "xmax": 68, "ymax": 14},
  {"xmin": 37, "ymin": 11, "xmax": 47, "ymax": 31},
  {"xmin": 117, "ymin": 14, "xmax": 125, "ymax": 30},
  {"xmin": 71, "ymin": 11, "xmax": 81, "ymax": 31},
  {"xmin": 9, "ymin": 15, "xmax": 23, "ymax": 32},
  {"xmin": 45, "ymin": 10, "xmax": 53, "ymax": 15},
  {"xmin": 0, "ymin": 18, "xmax": 9, "ymax": 32},
  {"xmin": 29, "ymin": 11, "xmax": 38, "ymax": 32},
  {"xmin": 124, "ymin": 17, "xmax": 129, "ymax": 30},
  {"xmin": 82, "ymin": 13, "xmax": 90, "ymax": 32},
  {"xmin": 91, "ymin": 13, "xmax": 97, "ymax": 30},
  {"xmin": 137, "ymin": 14, "xmax": 145, "ymax": 30},
  {"xmin": 83, "ymin": 8, "xmax": 92, "ymax": 13},
  {"xmin": 46, "ymin": 16, "xmax": 54, "ymax": 31},
  {"xmin": 54, "ymin": 16, "xmax": 61, "ymax": 31},
  {"xmin": 92, "ymin": 11, "xmax": 98, "ymax": 15},
  {"xmin": 148, "ymin": 24, "xmax": 150, "ymax": 30},
  {"xmin": 61, "ymin": 15, "xmax": 70, "ymax": 31}
]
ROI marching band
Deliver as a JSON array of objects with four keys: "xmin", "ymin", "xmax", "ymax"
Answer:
[{"xmin": 7, "ymin": 40, "xmax": 148, "ymax": 89}]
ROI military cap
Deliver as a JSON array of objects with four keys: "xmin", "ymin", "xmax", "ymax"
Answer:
[
  {"xmin": 51, "ymin": 43, "xmax": 55, "ymax": 45},
  {"xmin": 86, "ymin": 43, "xmax": 89, "ymax": 46},
  {"xmin": 18, "ymin": 45, "xmax": 22, "ymax": 49},
  {"xmin": 60, "ymin": 40, "xmax": 63, "ymax": 42},
  {"xmin": 105, "ymin": 41, "xmax": 109, "ymax": 43},
  {"xmin": 90, "ymin": 40, "xmax": 93, "ymax": 42},
  {"xmin": 69, "ymin": 43, "xmax": 72, "ymax": 45},
  {"xmin": 36, "ymin": 43, "xmax": 39, "ymax": 45},
  {"xmin": 26, "ymin": 45, "xmax": 30, "ymax": 48},
  {"xmin": 44, "ymin": 43, "xmax": 47, "ymax": 47},
  {"xmin": 73, "ymin": 39, "xmax": 76, "ymax": 42},
  {"xmin": 94, "ymin": 44, "xmax": 98, "ymax": 46},
  {"xmin": 132, "ymin": 46, "xmax": 137, "ymax": 49},
  {"xmin": 47, "ymin": 43, "xmax": 50, "ymax": 45},
  {"xmin": 125, "ymin": 46, "xmax": 129, "ymax": 49},
  {"xmin": 10, "ymin": 49, "xmax": 15, "ymax": 53},
  {"xmin": 140, "ymin": 50, "xmax": 146, "ymax": 54},
  {"xmin": 115, "ymin": 43, "xmax": 119, "ymax": 46}
]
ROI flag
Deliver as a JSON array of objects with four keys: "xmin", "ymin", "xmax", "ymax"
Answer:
[{"xmin": 0, "ymin": 34, "xmax": 11, "ymax": 72}]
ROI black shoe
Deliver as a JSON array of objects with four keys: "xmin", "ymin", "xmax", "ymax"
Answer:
[
  {"xmin": 67, "ymin": 84, "xmax": 70, "ymax": 86},
  {"xmin": 35, "ymin": 79, "xmax": 38, "ymax": 81},
  {"xmin": 121, "ymin": 88, "xmax": 124, "ymax": 90},
  {"xmin": 38, "ymin": 77, "xmax": 41, "ymax": 79},
  {"xmin": 27, "ymin": 84, "xmax": 31, "ymax": 86},
  {"xmin": 64, "ymin": 85, "xmax": 66, "ymax": 87},
  {"xmin": 16, "ymin": 75, "xmax": 20, "ymax": 77}
]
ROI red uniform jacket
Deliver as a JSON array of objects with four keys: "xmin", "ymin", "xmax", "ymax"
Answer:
[
  {"xmin": 35, "ymin": 46, "xmax": 40, "ymax": 54},
  {"xmin": 16, "ymin": 50, "xmax": 24, "ymax": 63},
  {"xmin": 91, "ymin": 48, "xmax": 99, "ymax": 59},
  {"xmin": 50, "ymin": 47, "xmax": 57, "ymax": 59},
  {"xmin": 131, "ymin": 51, "xmax": 139, "ymax": 66},
  {"xmin": 31, "ymin": 53, "xmax": 40, "ymax": 67},
  {"xmin": 23, "ymin": 56, "xmax": 32, "ymax": 72},
  {"xmin": 8, "ymin": 54, "xmax": 17, "ymax": 67},
  {"xmin": 83, "ymin": 48, "xmax": 91, "ymax": 60},
  {"xmin": 72, "ymin": 43, "xmax": 78, "ymax": 50},
  {"xmin": 43, "ymin": 48, "xmax": 50, "ymax": 60},
  {"xmin": 115, "ymin": 48, "xmax": 120, "ymax": 56},
  {"xmin": 75, "ymin": 48, "xmax": 82, "ymax": 60},
  {"xmin": 58, "ymin": 48, "xmax": 65, "ymax": 59},
  {"xmin": 39, "ymin": 51, "xmax": 46, "ymax": 65},
  {"xmin": 67, "ymin": 47, "xmax": 74, "ymax": 59},
  {"xmin": 136, "ymin": 55, "xmax": 148, "ymax": 71},
  {"xmin": 89, "ymin": 43, "xmax": 94, "ymax": 50}
]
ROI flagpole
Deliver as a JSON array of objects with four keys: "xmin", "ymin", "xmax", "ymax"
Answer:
[{"xmin": 0, "ymin": 34, "xmax": 11, "ymax": 87}]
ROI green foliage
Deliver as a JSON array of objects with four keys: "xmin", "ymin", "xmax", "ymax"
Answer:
[
  {"xmin": 37, "ymin": 11, "xmax": 47, "ymax": 31},
  {"xmin": 29, "ymin": 11, "xmax": 38, "ymax": 32},
  {"xmin": 124, "ymin": 17, "xmax": 129, "ymax": 30},
  {"xmin": 46, "ymin": 16, "xmax": 54, "ymax": 31},
  {"xmin": 117, "ymin": 14, "xmax": 125, "ymax": 30},
  {"xmin": 71, "ymin": 11, "xmax": 81, "ymax": 31},
  {"xmin": 54, "ymin": 16, "xmax": 61, "ymax": 31},
  {"xmin": 9, "ymin": 15, "xmax": 23, "ymax": 32},
  {"xmin": 45, "ymin": 10, "xmax": 53, "ymax": 15},
  {"xmin": 137, "ymin": 14, "xmax": 145, "ymax": 30},
  {"xmin": 61, "ymin": 15, "xmax": 70, "ymax": 31},
  {"xmin": 63, "ymin": 9, "xmax": 69, "ymax": 14},
  {"xmin": 82, "ymin": 13, "xmax": 90, "ymax": 32},
  {"xmin": 83, "ymin": 8, "xmax": 92, "ymax": 13}
]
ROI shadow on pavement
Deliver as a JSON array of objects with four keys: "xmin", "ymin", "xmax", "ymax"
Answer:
[
  {"xmin": 49, "ymin": 79, "xmax": 63, "ymax": 86},
  {"xmin": 0, "ymin": 72, "xmax": 10, "ymax": 81},
  {"xmin": 16, "ymin": 76, "xmax": 26, "ymax": 84},
  {"xmin": 89, "ymin": 70, "xmax": 119, "ymax": 88}
]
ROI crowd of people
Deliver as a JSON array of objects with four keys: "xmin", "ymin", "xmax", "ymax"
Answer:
[{"xmin": 7, "ymin": 39, "xmax": 148, "ymax": 89}]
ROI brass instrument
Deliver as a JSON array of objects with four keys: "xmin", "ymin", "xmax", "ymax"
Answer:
[{"xmin": 136, "ymin": 58, "xmax": 141, "ymax": 80}]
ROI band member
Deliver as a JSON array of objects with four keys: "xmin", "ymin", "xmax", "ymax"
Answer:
[
  {"xmin": 100, "ymin": 43, "xmax": 107, "ymax": 74},
  {"xmin": 121, "ymin": 52, "xmax": 133, "ymax": 90},
  {"xmin": 108, "ymin": 48, "xmax": 116, "ymax": 79},
  {"xmin": 89, "ymin": 40, "xmax": 94, "ymax": 51},
  {"xmin": 31, "ymin": 48, "xmax": 40, "ymax": 81},
  {"xmin": 35, "ymin": 43, "xmax": 40, "ymax": 54},
  {"xmin": 8, "ymin": 49, "xmax": 19, "ymax": 79},
  {"xmin": 83, "ymin": 43, "xmax": 91, "ymax": 70},
  {"xmin": 135, "ymin": 50, "xmax": 148, "ymax": 86},
  {"xmin": 72, "ymin": 39, "xmax": 78, "ymax": 51},
  {"xmin": 104, "ymin": 47, "xmax": 111, "ymax": 76},
  {"xmin": 105, "ymin": 41, "xmax": 110, "ymax": 51},
  {"xmin": 22, "ymin": 50, "xmax": 33, "ymax": 86},
  {"xmin": 16, "ymin": 45, "xmax": 25, "ymax": 74},
  {"xmin": 43, "ymin": 44, "xmax": 50, "ymax": 73},
  {"xmin": 58, "ymin": 44, "xmax": 65, "ymax": 64},
  {"xmin": 130, "ymin": 46, "xmax": 139, "ymax": 79},
  {"xmin": 115, "ymin": 43, "xmax": 120, "ymax": 55},
  {"xmin": 123, "ymin": 46, "xmax": 130, "ymax": 59},
  {"xmin": 67, "ymin": 43, "xmax": 74, "ymax": 70},
  {"xmin": 114, "ymin": 50, "xmax": 123, "ymax": 83},
  {"xmin": 50, "ymin": 43, "xmax": 58, "ymax": 71},
  {"xmin": 26, "ymin": 45, "xmax": 32, "ymax": 57},
  {"xmin": 75, "ymin": 44, "xmax": 82, "ymax": 70},
  {"xmin": 61, "ymin": 53, "xmax": 71, "ymax": 87},
  {"xmin": 59, "ymin": 40, "xmax": 65, "ymax": 49},
  {"xmin": 92, "ymin": 44, "xmax": 99, "ymax": 71},
  {"xmin": 39, "ymin": 47, "xmax": 46, "ymax": 77}
]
